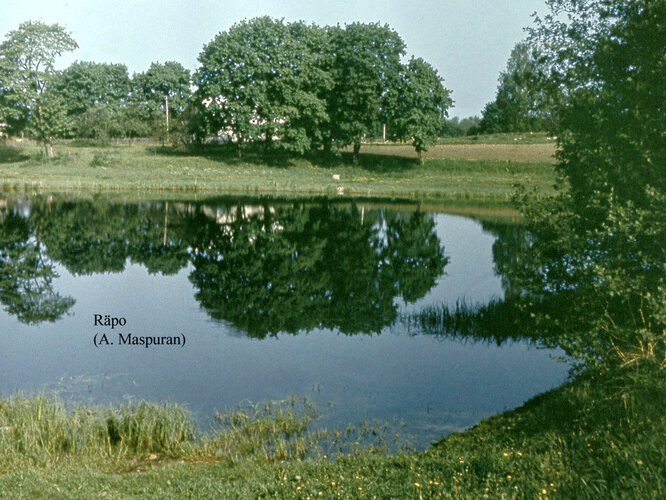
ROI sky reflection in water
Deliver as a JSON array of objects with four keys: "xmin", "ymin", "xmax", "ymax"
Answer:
[{"xmin": 0, "ymin": 198, "xmax": 569, "ymax": 448}]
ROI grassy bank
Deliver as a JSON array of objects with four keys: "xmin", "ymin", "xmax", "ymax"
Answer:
[
  {"xmin": 0, "ymin": 141, "xmax": 556, "ymax": 203},
  {"xmin": 0, "ymin": 364, "xmax": 663, "ymax": 498}
]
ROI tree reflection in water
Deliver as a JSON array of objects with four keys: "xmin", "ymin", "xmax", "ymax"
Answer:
[{"xmin": 0, "ymin": 197, "xmax": 448, "ymax": 335}]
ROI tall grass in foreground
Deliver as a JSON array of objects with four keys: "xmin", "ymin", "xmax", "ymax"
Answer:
[
  {"xmin": 0, "ymin": 395, "xmax": 399, "ymax": 470},
  {"xmin": 0, "ymin": 396, "xmax": 197, "ymax": 467},
  {"xmin": 1, "ymin": 366, "xmax": 663, "ymax": 498}
]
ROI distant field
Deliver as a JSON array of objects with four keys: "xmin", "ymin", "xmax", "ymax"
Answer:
[
  {"xmin": 437, "ymin": 131, "xmax": 557, "ymax": 145},
  {"xmin": 359, "ymin": 143, "xmax": 557, "ymax": 163}
]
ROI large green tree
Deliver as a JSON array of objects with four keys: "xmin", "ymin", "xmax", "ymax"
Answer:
[
  {"xmin": 52, "ymin": 61, "xmax": 132, "ymax": 139},
  {"xmin": 133, "ymin": 61, "xmax": 191, "ymax": 115},
  {"xmin": 54, "ymin": 61, "xmax": 131, "ymax": 115},
  {"xmin": 326, "ymin": 23, "xmax": 405, "ymax": 162},
  {"xmin": 130, "ymin": 61, "xmax": 191, "ymax": 143},
  {"xmin": 195, "ymin": 17, "xmax": 331, "ymax": 156},
  {"xmin": 478, "ymin": 42, "xmax": 555, "ymax": 134},
  {"xmin": 531, "ymin": 0, "xmax": 665, "ymax": 212},
  {"xmin": 510, "ymin": 0, "xmax": 666, "ymax": 369},
  {"xmin": 0, "ymin": 21, "xmax": 77, "ymax": 156},
  {"xmin": 391, "ymin": 57, "xmax": 452, "ymax": 163}
]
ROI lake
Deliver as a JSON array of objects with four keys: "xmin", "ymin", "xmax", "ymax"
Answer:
[{"xmin": 0, "ymin": 196, "xmax": 569, "ymax": 448}]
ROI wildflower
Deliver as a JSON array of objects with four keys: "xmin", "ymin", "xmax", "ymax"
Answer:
[
  {"xmin": 414, "ymin": 482, "xmax": 421, "ymax": 488},
  {"xmin": 507, "ymin": 475, "xmax": 512, "ymax": 479}
]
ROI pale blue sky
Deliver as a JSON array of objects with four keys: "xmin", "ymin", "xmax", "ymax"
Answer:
[{"xmin": 0, "ymin": 0, "xmax": 546, "ymax": 117}]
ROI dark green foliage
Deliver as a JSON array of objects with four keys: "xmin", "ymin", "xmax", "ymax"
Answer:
[
  {"xmin": 440, "ymin": 116, "xmax": 480, "ymax": 137},
  {"xmin": 478, "ymin": 42, "xmax": 556, "ymax": 134},
  {"xmin": 325, "ymin": 23, "xmax": 405, "ymax": 159},
  {"xmin": 194, "ymin": 18, "xmax": 449, "ymax": 160},
  {"xmin": 0, "ymin": 212, "xmax": 74, "ymax": 324},
  {"xmin": 196, "ymin": 17, "xmax": 332, "ymax": 156},
  {"xmin": 0, "ymin": 21, "xmax": 77, "ymax": 155},
  {"xmin": 0, "ymin": 197, "xmax": 446, "ymax": 334},
  {"xmin": 28, "ymin": 200, "xmax": 190, "ymax": 276},
  {"xmin": 133, "ymin": 61, "xmax": 191, "ymax": 116},
  {"xmin": 53, "ymin": 61, "xmax": 131, "ymax": 116},
  {"xmin": 51, "ymin": 61, "xmax": 138, "ymax": 140},
  {"xmin": 185, "ymin": 203, "xmax": 447, "ymax": 336},
  {"xmin": 29, "ymin": 91, "xmax": 76, "ymax": 147},
  {"xmin": 0, "ymin": 23, "xmax": 192, "ymax": 143},
  {"xmin": 552, "ymin": 0, "xmax": 665, "ymax": 212},
  {"xmin": 383, "ymin": 210, "xmax": 448, "ymax": 301},
  {"xmin": 514, "ymin": 0, "xmax": 666, "ymax": 368},
  {"xmin": 408, "ymin": 1, "xmax": 666, "ymax": 372},
  {"xmin": 391, "ymin": 57, "xmax": 452, "ymax": 162}
]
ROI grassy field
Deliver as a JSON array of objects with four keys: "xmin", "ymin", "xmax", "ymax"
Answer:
[
  {"xmin": 0, "ymin": 364, "xmax": 662, "ymax": 498},
  {"xmin": 0, "ymin": 140, "xmax": 557, "ymax": 206}
]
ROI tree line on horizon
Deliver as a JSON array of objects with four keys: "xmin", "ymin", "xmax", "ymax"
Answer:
[{"xmin": 0, "ymin": 17, "xmax": 458, "ymax": 162}]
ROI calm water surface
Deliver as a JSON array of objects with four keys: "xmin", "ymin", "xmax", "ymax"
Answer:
[{"xmin": 0, "ymin": 197, "xmax": 568, "ymax": 447}]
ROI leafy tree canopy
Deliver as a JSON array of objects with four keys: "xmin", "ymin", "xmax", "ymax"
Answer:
[
  {"xmin": 478, "ymin": 42, "xmax": 555, "ymax": 134},
  {"xmin": 0, "ymin": 21, "xmax": 77, "ymax": 155},
  {"xmin": 508, "ymin": 0, "xmax": 666, "ymax": 370},
  {"xmin": 133, "ymin": 61, "xmax": 191, "ymax": 115},
  {"xmin": 53, "ymin": 61, "xmax": 131, "ymax": 116},
  {"xmin": 391, "ymin": 57, "xmax": 452, "ymax": 162},
  {"xmin": 326, "ymin": 22, "xmax": 405, "ymax": 160},
  {"xmin": 196, "ymin": 17, "xmax": 332, "ymax": 156}
]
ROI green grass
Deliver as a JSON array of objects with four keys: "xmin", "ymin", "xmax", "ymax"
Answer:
[
  {"xmin": 0, "ymin": 141, "xmax": 557, "ymax": 205},
  {"xmin": 0, "ymin": 364, "xmax": 663, "ymax": 498}
]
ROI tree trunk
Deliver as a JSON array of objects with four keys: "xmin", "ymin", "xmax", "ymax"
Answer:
[
  {"xmin": 353, "ymin": 141, "xmax": 361, "ymax": 165},
  {"xmin": 264, "ymin": 130, "xmax": 272, "ymax": 152},
  {"xmin": 44, "ymin": 141, "xmax": 55, "ymax": 158},
  {"xmin": 417, "ymin": 149, "xmax": 424, "ymax": 165},
  {"xmin": 38, "ymin": 104, "xmax": 55, "ymax": 158}
]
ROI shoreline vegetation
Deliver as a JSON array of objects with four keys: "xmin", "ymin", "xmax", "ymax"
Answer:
[{"xmin": 0, "ymin": 365, "xmax": 663, "ymax": 498}]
